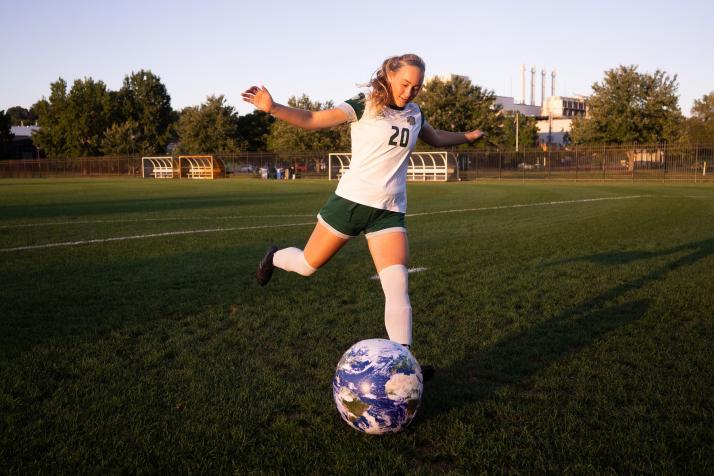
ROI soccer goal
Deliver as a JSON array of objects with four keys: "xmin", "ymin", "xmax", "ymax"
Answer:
[
  {"xmin": 178, "ymin": 155, "xmax": 225, "ymax": 179},
  {"xmin": 142, "ymin": 156, "xmax": 176, "ymax": 179},
  {"xmin": 328, "ymin": 151, "xmax": 458, "ymax": 181},
  {"xmin": 328, "ymin": 153, "xmax": 352, "ymax": 181}
]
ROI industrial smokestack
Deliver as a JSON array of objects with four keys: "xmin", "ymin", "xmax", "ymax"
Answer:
[
  {"xmin": 520, "ymin": 64, "xmax": 526, "ymax": 104},
  {"xmin": 530, "ymin": 67, "xmax": 536, "ymax": 106},
  {"xmin": 551, "ymin": 69, "xmax": 557, "ymax": 97},
  {"xmin": 541, "ymin": 69, "xmax": 546, "ymax": 106}
]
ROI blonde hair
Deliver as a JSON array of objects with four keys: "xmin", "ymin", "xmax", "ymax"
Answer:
[{"xmin": 368, "ymin": 54, "xmax": 426, "ymax": 110}]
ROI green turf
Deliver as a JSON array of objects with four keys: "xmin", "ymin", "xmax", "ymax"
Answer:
[{"xmin": 1, "ymin": 178, "xmax": 713, "ymax": 474}]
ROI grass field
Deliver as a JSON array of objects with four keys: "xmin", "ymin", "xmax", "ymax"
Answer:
[{"xmin": 1, "ymin": 178, "xmax": 713, "ymax": 474}]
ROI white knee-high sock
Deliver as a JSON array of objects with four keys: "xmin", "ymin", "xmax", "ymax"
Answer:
[
  {"xmin": 378, "ymin": 264, "xmax": 412, "ymax": 346},
  {"xmin": 273, "ymin": 247, "xmax": 317, "ymax": 276}
]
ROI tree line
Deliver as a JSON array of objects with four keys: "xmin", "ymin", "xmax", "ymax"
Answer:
[
  {"xmin": 569, "ymin": 65, "xmax": 713, "ymax": 145},
  {"xmin": 0, "ymin": 70, "xmax": 537, "ymax": 158},
  {"xmin": 1, "ymin": 66, "xmax": 713, "ymax": 159}
]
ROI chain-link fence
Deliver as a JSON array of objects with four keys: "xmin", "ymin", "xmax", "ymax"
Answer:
[
  {"xmin": 1, "ymin": 145, "xmax": 713, "ymax": 182},
  {"xmin": 452, "ymin": 144, "xmax": 714, "ymax": 182},
  {"xmin": 0, "ymin": 156, "xmax": 140, "ymax": 178},
  {"xmin": 0, "ymin": 152, "xmax": 331, "ymax": 179}
]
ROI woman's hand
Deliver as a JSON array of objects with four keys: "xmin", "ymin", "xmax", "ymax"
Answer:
[
  {"xmin": 241, "ymin": 85, "xmax": 274, "ymax": 113},
  {"xmin": 465, "ymin": 129, "xmax": 484, "ymax": 143}
]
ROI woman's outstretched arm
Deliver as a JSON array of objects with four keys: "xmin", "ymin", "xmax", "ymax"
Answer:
[
  {"xmin": 241, "ymin": 85, "xmax": 349, "ymax": 130},
  {"xmin": 418, "ymin": 122, "xmax": 484, "ymax": 147}
]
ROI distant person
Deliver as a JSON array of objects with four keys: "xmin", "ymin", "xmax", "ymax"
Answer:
[{"xmin": 242, "ymin": 54, "xmax": 484, "ymax": 379}]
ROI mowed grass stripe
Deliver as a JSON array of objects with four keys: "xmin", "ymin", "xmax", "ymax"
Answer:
[{"xmin": 0, "ymin": 194, "xmax": 647, "ymax": 253}]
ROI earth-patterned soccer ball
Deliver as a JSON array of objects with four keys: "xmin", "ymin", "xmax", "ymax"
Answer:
[{"xmin": 333, "ymin": 339, "xmax": 423, "ymax": 434}]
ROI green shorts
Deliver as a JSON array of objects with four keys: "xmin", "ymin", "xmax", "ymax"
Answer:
[{"xmin": 317, "ymin": 194, "xmax": 406, "ymax": 239}]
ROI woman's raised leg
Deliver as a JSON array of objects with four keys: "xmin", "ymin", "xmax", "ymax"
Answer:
[{"xmin": 257, "ymin": 222, "xmax": 349, "ymax": 286}]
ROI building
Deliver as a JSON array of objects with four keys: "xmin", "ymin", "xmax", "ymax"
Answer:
[
  {"xmin": 426, "ymin": 68, "xmax": 589, "ymax": 147},
  {"xmin": 536, "ymin": 118, "xmax": 572, "ymax": 146},
  {"xmin": 542, "ymin": 95, "xmax": 587, "ymax": 118},
  {"xmin": 536, "ymin": 96, "xmax": 588, "ymax": 146},
  {"xmin": 4, "ymin": 125, "xmax": 41, "ymax": 159},
  {"xmin": 495, "ymin": 65, "xmax": 589, "ymax": 146},
  {"xmin": 495, "ymin": 96, "xmax": 542, "ymax": 116}
]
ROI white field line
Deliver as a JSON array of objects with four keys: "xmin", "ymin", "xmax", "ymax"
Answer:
[
  {"xmin": 0, "ymin": 214, "xmax": 315, "ymax": 229},
  {"xmin": 405, "ymin": 195, "xmax": 648, "ymax": 217},
  {"xmin": 0, "ymin": 222, "xmax": 315, "ymax": 252},
  {"xmin": 1, "ymin": 195, "xmax": 647, "ymax": 253}
]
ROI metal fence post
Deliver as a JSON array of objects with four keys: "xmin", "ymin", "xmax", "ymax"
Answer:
[
  {"xmin": 575, "ymin": 145, "xmax": 578, "ymax": 182},
  {"xmin": 632, "ymin": 146, "xmax": 636, "ymax": 183},
  {"xmin": 602, "ymin": 144, "xmax": 606, "ymax": 182},
  {"xmin": 694, "ymin": 145, "xmax": 699, "ymax": 183}
]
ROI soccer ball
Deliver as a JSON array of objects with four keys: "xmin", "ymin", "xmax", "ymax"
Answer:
[{"xmin": 333, "ymin": 338, "xmax": 423, "ymax": 434}]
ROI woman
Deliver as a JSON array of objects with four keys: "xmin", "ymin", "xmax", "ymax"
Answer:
[{"xmin": 242, "ymin": 54, "xmax": 483, "ymax": 366}]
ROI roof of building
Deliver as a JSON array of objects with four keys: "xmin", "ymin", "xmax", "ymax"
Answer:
[
  {"xmin": 495, "ymin": 96, "xmax": 543, "ymax": 117},
  {"xmin": 10, "ymin": 125, "xmax": 39, "ymax": 137}
]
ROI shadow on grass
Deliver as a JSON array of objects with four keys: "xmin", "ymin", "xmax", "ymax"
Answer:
[
  {"xmin": 422, "ymin": 238, "xmax": 714, "ymax": 420},
  {"xmin": 544, "ymin": 238, "xmax": 714, "ymax": 267},
  {"xmin": 0, "ymin": 242, "xmax": 271, "ymax": 355}
]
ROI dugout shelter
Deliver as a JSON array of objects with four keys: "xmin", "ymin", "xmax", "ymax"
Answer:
[
  {"xmin": 328, "ymin": 151, "xmax": 459, "ymax": 181},
  {"xmin": 142, "ymin": 156, "xmax": 176, "ymax": 179},
  {"xmin": 178, "ymin": 155, "xmax": 226, "ymax": 179}
]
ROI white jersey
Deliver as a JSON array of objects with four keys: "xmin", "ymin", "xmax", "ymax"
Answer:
[{"xmin": 335, "ymin": 93, "xmax": 426, "ymax": 213}]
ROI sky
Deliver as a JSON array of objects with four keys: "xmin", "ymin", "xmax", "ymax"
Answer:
[{"xmin": 2, "ymin": 0, "xmax": 713, "ymax": 117}]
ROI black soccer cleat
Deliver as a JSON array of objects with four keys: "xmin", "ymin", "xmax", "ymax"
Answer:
[
  {"xmin": 256, "ymin": 245, "xmax": 278, "ymax": 286},
  {"xmin": 421, "ymin": 365, "xmax": 435, "ymax": 382}
]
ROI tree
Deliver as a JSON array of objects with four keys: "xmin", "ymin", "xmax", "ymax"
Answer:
[
  {"xmin": 33, "ymin": 77, "xmax": 113, "ymax": 157},
  {"xmin": 114, "ymin": 70, "xmax": 174, "ymax": 155},
  {"xmin": 265, "ymin": 94, "xmax": 349, "ymax": 171},
  {"xmin": 0, "ymin": 110, "xmax": 14, "ymax": 158},
  {"xmin": 176, "ymin": 95, "xmax": 239, "ymax": 154},
  {"xmin": 66, "ymin": 78, "xmax": 113, "ymax": 157},
  {"xmin": 28, "ymin": 72, "xmax": 175, "ymax": 157},
  {"xmin": 103, "ymin": 119, "xmax": 139, "ymax": 156},
  {"xmin": 684, "ymin": 92, "xmax": 714, "ymax": 144},
  {"xmin": 499, "ymin": 112, "xmax": 539, "ymax": 149},
  {"xmin": 6, "ymin": 106, "xmax": 38, "ymax": 126},
  {"xmin": 31, "ymin": 80, "xmax": 67, "ymax": 157},
  {"xmin": 415, "ymin": 75, "xmax": 504, "ymax": 148},
  {"xmin": 570, "ymin": 65, "xmax": 683, "ymax": 144},
  {"xmin": 236, "ymin": 110, "xmax": 275, "ymax": 151},
  {"xmin": 266, "ymin": 95, "xmax": 349, "ymax": 152}
]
